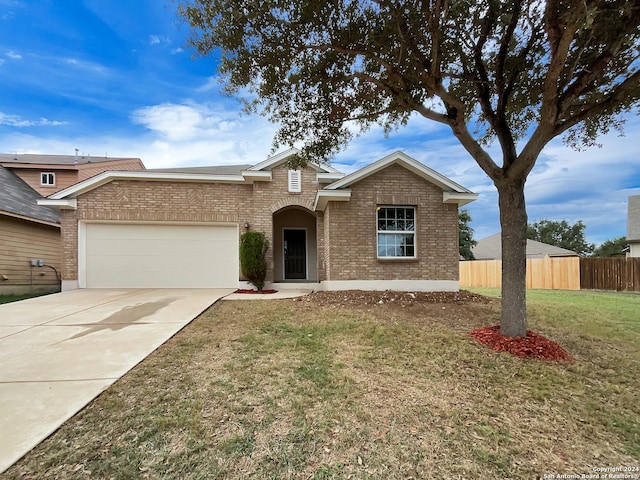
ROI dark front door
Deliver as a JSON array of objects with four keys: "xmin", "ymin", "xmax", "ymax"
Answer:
[{"xmin": 284, "ymin": 229, "xmax": 306, "ymax": 280}]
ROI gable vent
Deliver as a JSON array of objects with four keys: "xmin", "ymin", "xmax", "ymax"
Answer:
[{"xmin": 288, "ymin": 169, "xmax": 302, "ymax": 193}]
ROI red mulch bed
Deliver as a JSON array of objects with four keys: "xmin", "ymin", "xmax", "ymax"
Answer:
[
  {"xmin": 469, "ymin": 325, "xmax": 574, "ymax": 362},
  {"xmin": 234, "ymin": 289, "xmax": 278, "ymax": 294}
]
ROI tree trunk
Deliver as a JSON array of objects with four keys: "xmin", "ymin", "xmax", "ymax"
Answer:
[{"xmin": 496, "ymin": 179, "xmax": 528, "ymax": 338}]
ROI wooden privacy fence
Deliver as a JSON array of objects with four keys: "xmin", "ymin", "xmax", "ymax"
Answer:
[
  {"xmin": 460, "ymin": 257, "xmax": 640, "ymax": 291},
  {"xmin": 580, "ymin": 257, "xmax": 640, "ymax": 292},
  {"xmin": 459, "ymin": 257, "xmax": 581, "ymax": 290}
]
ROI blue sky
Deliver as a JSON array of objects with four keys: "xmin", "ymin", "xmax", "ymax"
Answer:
[{"xmin": 1, "ymin": 1, "xmax": 638, "ymax": 245}]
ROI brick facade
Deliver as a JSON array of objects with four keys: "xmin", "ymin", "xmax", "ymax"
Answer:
[
  {"xmin": 60, "ymin": 160, "xmax": 461, "ymax": 286},
  {"xmin": 60, "ymin": 165, "xmax": 323, "ymax": 283},
  {"xmin": 324, "ymin": 164, "xmax": 459, "ymax": 281}
]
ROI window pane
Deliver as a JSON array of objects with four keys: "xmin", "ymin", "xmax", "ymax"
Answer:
[{"xmin": 377, "ymin": 207, "xmax": 416, "ymax": 257}]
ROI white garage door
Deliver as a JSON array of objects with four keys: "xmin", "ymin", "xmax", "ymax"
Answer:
[{"xmin": 84, "ymin": 223, "xmax": 239, "ymax": 288}]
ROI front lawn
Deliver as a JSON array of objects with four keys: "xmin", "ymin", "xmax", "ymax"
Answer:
[
  {"xmin": 0, "ymin": 292, "xmax": 51, "ymax": 305},
  {"xmin": 4, "ymin": 290, "xmax": 639, "ymax": 479}
]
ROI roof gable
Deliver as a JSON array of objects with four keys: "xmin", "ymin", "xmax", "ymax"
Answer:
[
  {"xmin": 325, "ymin": 151, "xmax": 473, "ymax": 193},
  {"xmin": 0, "ymin": 166, "xmax": 60, "ymax": 225},
  {"xmin": 247, "ymin": 148, "xmax": 342, "ymax": 174},
  {"xmin": 314, "ymin": 151, "xmax": 478, "ymax": 210}
]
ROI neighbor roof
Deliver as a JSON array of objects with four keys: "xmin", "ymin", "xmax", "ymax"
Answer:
[
  {"xmin": 0, "ymin": 153, "xmax": 142, "ymax": 167},
  {"xmin": 0, "ymin": 165, "xmax": 60, "ymax": 225},
  {"xmin": 472, "ymin": 233, "xmax": 580, "ymax": 260},
  {"xmin": 627, "ymin": 195, "xmax": 640, "ymax": 242}
]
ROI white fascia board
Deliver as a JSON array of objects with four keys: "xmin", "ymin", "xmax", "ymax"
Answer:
[
  {"xmin": 37, "ymin": 198, "xmax": 78, "ymax": 210},
  {"xmin": 326, "ymin": 151, "xmax": 473, "ymax": 193},
  {"xmin": 241, "ymin": 170, "xmax": 272, "ymax": 182},
  {"xmin": 246, "ymin": 148, "xmax": 301, "ymax": 171},
  {"xmin": 0, "ymin": 209, "xmax": 61, "ymax": 227},
  {"xmin": 49, "ymin": 171, "xmax": 246, "ymax": 199},
  {"xmin": 317, "ymin": 172, "xmax": 346, "ymax": 184},
  {"xmin": 247, "ymin": 147, "xmax": 341, "ymax": 174},
  {"xmin": 443, "ymin": 192, "xmax": 479, "ymax": 206},
  {"xmin": 313, "ymin": 190, "xmax": 351, "ymax": 211},
  {"xmin": 317, "ymin": 163, "xmax": 342, "ymax": 174}
]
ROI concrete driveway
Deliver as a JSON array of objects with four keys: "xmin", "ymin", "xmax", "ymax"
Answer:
[{"xmin": 0, "ymin": 288, "xmax": 233, "ymax": 473}]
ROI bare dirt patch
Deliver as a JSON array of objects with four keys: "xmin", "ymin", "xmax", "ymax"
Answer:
[{"xmin": 298, "ymin": 289, "xmax": 494, "ymax": 308}]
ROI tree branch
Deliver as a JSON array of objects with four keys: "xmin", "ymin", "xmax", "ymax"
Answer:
[{"xmin": 553, "ymin": 69, "xmax": 640, "ymax": 136}]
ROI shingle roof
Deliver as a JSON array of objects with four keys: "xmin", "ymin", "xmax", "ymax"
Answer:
[
  {"xmin": 0, "ymin": 153, "xmax": 140, "ymax": 166},
  {"xmin": 0, "ymin": 166, "xmax": 60, "ymax": 224},
  {"xmin": 147, "ymin": 165, "xmax": 253, "ymax": 175},
  {"xmin": 627, "ymin": 195, "xmax": 640, "ymax": 242},
  {"xmin": 471, "ymin": 233, "xmax": 579, "ymax": 260}
]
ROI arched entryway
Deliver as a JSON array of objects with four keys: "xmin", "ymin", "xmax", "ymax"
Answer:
[{"xmin": 273, "ymin": 206, "xmax": 318, "ymax": 282}]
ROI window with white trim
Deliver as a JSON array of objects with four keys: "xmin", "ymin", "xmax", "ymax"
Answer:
[
  {"xmin": 40, "ymin": 172, "xmax": 55, "ymax": 186},
  {"xmin": 288, "ymin": 169, "xmax": 302, "ymax": 192},
  {"xmin": 377, "ymin": 206, "xmax": 415, "ymax": 258}
]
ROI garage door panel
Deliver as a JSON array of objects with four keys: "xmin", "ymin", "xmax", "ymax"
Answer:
[{"xmin": 84, "ymin": 223, "xmax": 239, "ymax": 288}]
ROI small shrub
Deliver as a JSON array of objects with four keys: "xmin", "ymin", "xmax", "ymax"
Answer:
[{"xmin": 240, "ymin": 231, "xmax": 269, "ymax": 290}]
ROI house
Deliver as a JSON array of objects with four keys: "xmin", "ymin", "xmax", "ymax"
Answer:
[
  {"xmin": 0, "ymin": 166, "xmax": 61, "ymax": 294},
  {"xmin": 0, "ymin": 154, "xmax": 145, "ymax": 294},
  {"xmin": 471, "ymin": 233, "xmax": 580, "ymax": 260},
  {"xmin": 39, "ymin": 150, "xmax": 478, "ymax": 292},
  {"xmin": 0, "ymin": 153, "xmax": 144, "ymax": 195},
  {"xmin": 628, "ymin": 195, "xmax": 640, "ymax": 257}
]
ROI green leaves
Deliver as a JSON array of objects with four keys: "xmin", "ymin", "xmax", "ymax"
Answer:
[
  {"xmin": 240, "ymin": 231, "xmax": 269, "ymax": 290},
  {"xmin": 179, "ymin": 0, "xmax": 639, "ymax": 173},
  {"xmin": 527, "ymin": 219, "xmax": 595, "ymax": 256}
]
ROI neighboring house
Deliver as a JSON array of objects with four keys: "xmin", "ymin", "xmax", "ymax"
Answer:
[
  {"xmin": 0, "ymin": 154, "xmax": 145, "ymax": 294},
  {"xmin": 0, "ymin": 153, "xmax": 144, "ymax": 195},
  {"xmin": 0, "ymin": 166, "xmax": 61, "ymax": 294},
  {"xmin": 39, "ymin": 149, "xmax": 478, "ymax": 292},
  {"xmin": 628, "ymin": 195, "xmax": 640, "ymax": 257},
  {"xmin": 471, "ymin": 233, "xmax": 580, "ymax": 260}
]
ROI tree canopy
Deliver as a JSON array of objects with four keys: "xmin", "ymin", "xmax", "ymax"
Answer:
[
  {"xmin": 592, "ymin": 236, "xmax": 628, "ymax": 257},
  {"xmin": 459, "ymin": 210, "xmax": 477, "ymax": 260},
  {"xmin": 180, "ymin": 0, "xmax": 640, "ymax": 337},
  {"xmin": 527, "ymin": 219, "xmax": 594, "ymax": 256}
]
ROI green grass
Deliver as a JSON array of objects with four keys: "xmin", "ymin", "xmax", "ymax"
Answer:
[
  {"xmin": 0, "ymin": 292, "xmax": 52, "ymax": 304},
  {"xmin": 471, "ymin": 288, "xmax": 640, "ymax": 342},
  {"xmin": 3, "ymin": 290, "xmax": 639, "ymax": 479}
]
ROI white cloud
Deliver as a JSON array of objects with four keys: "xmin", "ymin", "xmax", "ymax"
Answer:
[
  {"xmin": 197, "ymin": 76, "xmax": 222, "ymax": 92},
  {"xmin": 63, "ymin": 57, "xmax": 109, "ymax": 75},
  {"xmin": 131, "ymin": 103, "xmax": 246, "ymax": 142},
  {"xmin": 0, "ymin": 112, "xmax": 67, "ymax": 127},
  {"xmin": 5, "ymin": 50, "xmax": 21, "ymax": 59},
  {"xmin": 149, "ymin": 34, "xmax": 170, "ymax": 46}
]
